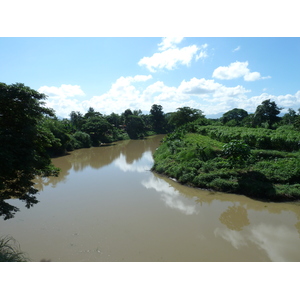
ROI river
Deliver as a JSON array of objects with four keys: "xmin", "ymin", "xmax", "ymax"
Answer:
[{"xmin": 1, "ymin": 134, "xmax": 300, "ymax": 261}]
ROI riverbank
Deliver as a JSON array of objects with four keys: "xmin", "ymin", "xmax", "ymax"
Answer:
[{"xmin": 151, "ymin": 128, "xmax": 300, "ymax": 202}]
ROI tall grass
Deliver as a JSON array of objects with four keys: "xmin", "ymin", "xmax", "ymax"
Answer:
[{"xmin": 0, "ymin": 236, "xmax": 29, "ymax": 262}]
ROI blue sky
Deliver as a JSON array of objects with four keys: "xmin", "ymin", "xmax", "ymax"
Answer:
[{"xmin": 1, "ymin": 37, "xmax": 299, "ymax": 118}]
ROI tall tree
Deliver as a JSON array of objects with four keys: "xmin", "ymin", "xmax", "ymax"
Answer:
[
  {"xmin": 168, "ymin": 106, "xmax": 204, "ymax": 128},
  {"xmin": 281, "ymin": 108, "xmax": 297, "ymax": 125},
  {"xmin": 84, "ymin": 107, "xmax": 102, "ymax": 119},
  {"xmin": 82, "ymin": 116, "xmax": 113, "ymax": 145},
  {"xmin": 150, "ymin": 104, "xmax": 166, "ymax": 133},
  {"xmin": 253, "ymin": 99, "xmax": 282, "ymax": 128},
  {"xmin": 221, "ymin": 108, "xmax": 248, "ymax": 125},
  {"xmin": 0, "ymin": 83, "xmax": 60, "ymax": 219},
  {"xmin": 126, "ymin": 115, "xmax": 146, "ymax": 139},
  {"xmin": 70, "ymin": 111, "xmax": 84, "ymax": 131}
]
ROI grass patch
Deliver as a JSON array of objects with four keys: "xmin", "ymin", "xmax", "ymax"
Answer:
[{"xmin": 152, "ymin": 129, "xmax": 300, "ymax": 202}]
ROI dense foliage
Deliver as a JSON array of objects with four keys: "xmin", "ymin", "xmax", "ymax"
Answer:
[
  {"xmin": 152, "ymin": 98, "xmax": 300, "ymax": 202},
  {"xmin": 0, "ymin": 83, "xmax": 60, "ymax": 219},
  {"xmin": 152, "ymin": 123, "xmax": 300, "ymax": 201}
]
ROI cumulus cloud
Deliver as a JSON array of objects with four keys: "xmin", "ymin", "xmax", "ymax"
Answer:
[
  {"xmin": 38, "ymin": 78, "xmax": 300, "ymax": 119},
  {"xmin": 39, "ymin": 84, "xmax": 85, "ymax": 98},
  {"xmin": 158, "ymin": 37, "xmax": 184, "ymax": 51},
  {"xmin": 178, "ymin": 77, "xmax": 222, "ymax": 95},
  {"xmin": 212, "ymin": 61, "xmax": 270, "ymax": 81},
  {"xmin": 38, "ymin": 84, "xmax": 86, "ymax": 117},
  {"xmin": 138, "ymin": 38, "xmax": 208, "ymax": 72},
  {"xmin": 196, "ymin": 44, "xmax": 208, "ymax": 60},
  {"xmin": 233, "ymin": 46, "xmax": 241, "ymax": 52}
]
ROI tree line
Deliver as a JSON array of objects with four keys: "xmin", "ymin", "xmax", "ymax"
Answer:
[{"xmin": 1, "ymin": 82, "xmax": 300, "ymax": 219}]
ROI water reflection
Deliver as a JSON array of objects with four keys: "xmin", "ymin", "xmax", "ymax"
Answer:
[
  {"xmin": 147, "ymin": 171, "xmax": 300, "ymax": 261},
  {"xmin": 142, "ymin": 176, "xmax": 199, "ymax": 215},
  {"xmin": 114, "ymin": 151, "xmax": 153, "ymax": 173},
  {"xmin": 214, "ymin": 223, "xmax": 300, "ymax": 261},
  {"xmin": 35, "ymin": 135, "xmax": 165, "ymax": 190},
  {"xmin": 2, "ymin": 134, "xmax": 300, "ymax": 261}
]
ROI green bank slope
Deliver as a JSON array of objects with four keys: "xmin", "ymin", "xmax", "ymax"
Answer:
[{"xmin": 152, "ymin": 126, "xmax": 300, "ymax": 202}]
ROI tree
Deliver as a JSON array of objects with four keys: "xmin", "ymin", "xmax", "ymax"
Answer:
[
  {"xmin": 126, "ymin": 115, "xmax": 146, "ymax": 139},
  {"xmin": 281, "ymin": 108, "xmax": 297, "ymax": 125},
  {"xmin": 221, "ymin": 108, "xmax": 248, "ymax": 125},
  {"xmin": 168, "ymin": 106, "xmax": 204, "ymax": 128},
  {"xmin": 42, "ymin": 117, "xmax": 71, "ymax": 156},
  {"xmin": 84, "ymin": 107, "xmax": 102, "ymax": 119},
  {"xmin": 106, "ymin": 112, "xmax": 122, "ymax": 128},
  {"xmin": 0, "ymin": 83, "xmax": 60, "ymax": 220},
  {"xmin": 70, "ymin": 111, "xmax": 84, "ymax": 131},
  {"xmin": 150, "ymin": 104, "xmax": 166, "ymax": 133},
  {"xmin": 253, "ymin": 99, "xmax": 282, "ymax": 128},
  {"xmin": 122, "ymin": 108, "xmax": 133, "ymax": 125},
  {"xmin": 82, "ymin": 116, "xmax": 113, "ymax": 145}
]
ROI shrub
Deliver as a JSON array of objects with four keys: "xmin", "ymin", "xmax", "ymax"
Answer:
[
  {"xmin": 222, "ymin": 140, "xmax": 250, "ymax": 165},
  {"xmin": 73, "ymin": 131, "xmax": 92, "ymax": 148}
]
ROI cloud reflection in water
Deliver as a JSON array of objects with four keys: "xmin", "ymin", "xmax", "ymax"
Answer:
[
  {"xmin": 142, "ymin": 176, "xmax": 199, "ymax": 215},
  {"xmin": 215, "ymin": 223, "xmax": 300, "ymax": 261},
  {"xmin": 113, "ymin": 151, "xmax": 153, "ymax": 173}
]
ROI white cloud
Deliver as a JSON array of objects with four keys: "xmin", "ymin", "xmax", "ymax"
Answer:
[
  {"xmin": 138, "ymin": 38, "xmax": 208, "ymax": 72},
  {"xmin": 244, "ymin": 71, "xmax": 261, "ymax": 81},
  {"xmin": 179, "ymin": 77, "xmax": 222, "ymax": 94},
  {"xmin": 158, "ymin": 37, "xmax": 184, "ymax": 51},
  {"xmin": 233, "ymin": 46, "xmax": 241, "ymax": 52},
  {"xmin": 196, "ymin": 44, "xmax": 208, "ymax": 60},
  {"xmin": 38, "ymin": 84, "xmax": 85, "ymax": 118},
  {"xmin": 212, "ymin": 61, "xmax": 270, "ymax": 81},
  {"xmin": 39, "ymin": 84, "xmax": 85, "ymax": 98},
  {"xmin": 38, "ymin": 79, "xmax": 300, "ymax": 119}
]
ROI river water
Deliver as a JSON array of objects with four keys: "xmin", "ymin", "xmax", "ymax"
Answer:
[{"xmin": 1, "ymin": 135, "xmax": 300, "ymax": 262}]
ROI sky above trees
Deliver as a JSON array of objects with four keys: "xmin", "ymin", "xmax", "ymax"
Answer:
[{"xmin": 1, "ymin": 37, "xmax": 299, "ymax": 118}]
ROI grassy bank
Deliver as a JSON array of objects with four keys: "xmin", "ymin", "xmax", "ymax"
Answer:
[{"xmin": 152, "ymin": 127, "xmax": 300, "ymax": 202}]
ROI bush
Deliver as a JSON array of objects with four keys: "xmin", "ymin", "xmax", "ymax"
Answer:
[
  {"xmin": 253, "ymin": 158, "xmax": 300, "ymax": 183},
  {"xmin": 222, "ymin": 140, "xmax": 250, "ymax": 165}
]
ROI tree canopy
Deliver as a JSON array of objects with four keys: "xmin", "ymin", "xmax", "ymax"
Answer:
[
  {"xmin": 0, "ymin": 83, "xmax": 60, "ymax": 219},
  {"xmin": 221, "ymin": 108, "xmax": 248, "ymax": 126},
  {"xmin": 168, "ymin": 107, "xmax": 204, "ymax": 128},
  {"xmin": 253, "ymin": 99, "xmax": 282, "ymax": 128}
]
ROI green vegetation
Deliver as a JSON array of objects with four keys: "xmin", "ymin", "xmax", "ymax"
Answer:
[
  {"xmin": 0, "ymin": 83, "xmax": 60, "ymax": 220},
  {"xmin": 0, "ymin": 236, "xmax": 29, "ymax": 262},
  {"xmin": 152, "ymin": 99, "xmax": 300, "ymax": 202}
]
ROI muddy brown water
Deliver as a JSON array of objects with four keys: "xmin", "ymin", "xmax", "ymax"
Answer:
[{"xmin": 1, "ymin": 134, "xmax": 300, "ymax": 262}]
